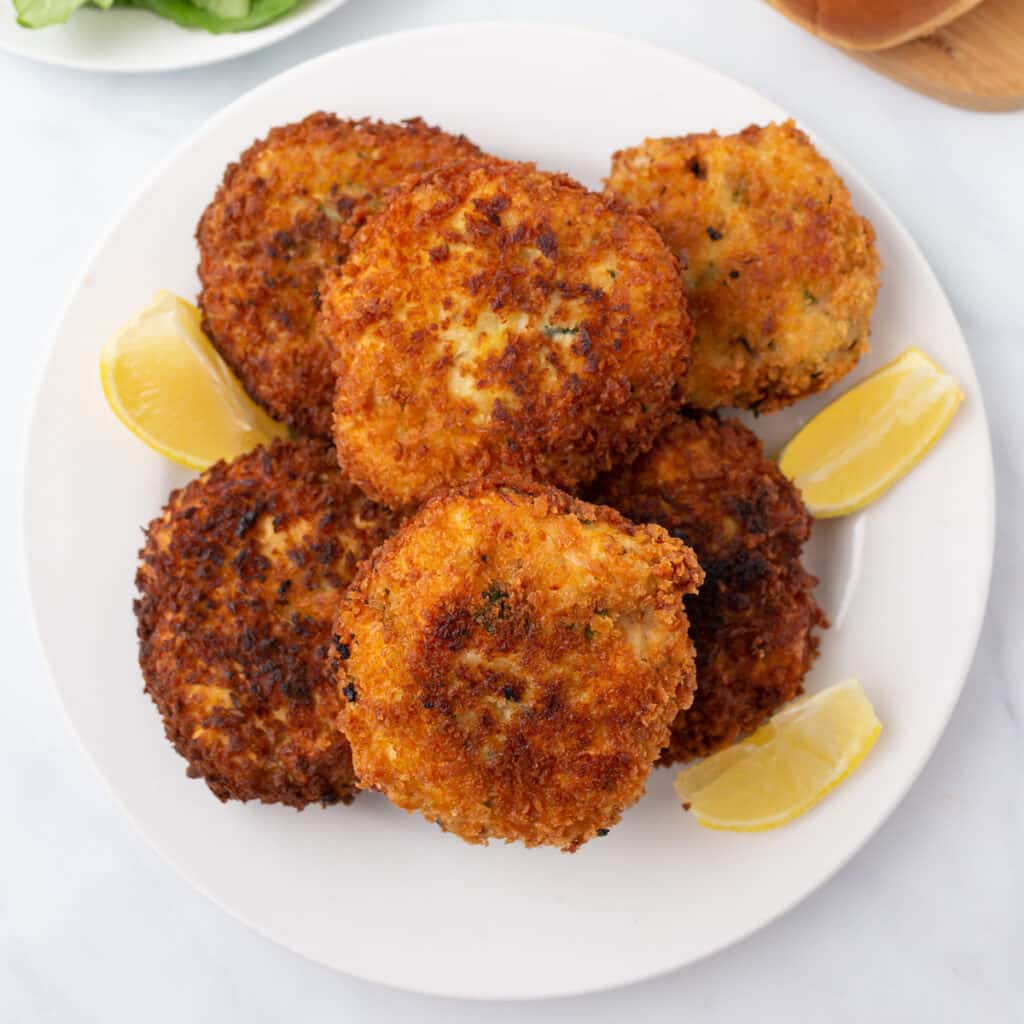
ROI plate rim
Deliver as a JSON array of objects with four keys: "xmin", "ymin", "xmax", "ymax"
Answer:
[
  {"xmin": 0, "ymin": 0, "xmax": 350, "ymax": 74},
  {"xmin": 20, "ymin": 21, "xmax": 997, "ymax": 1000}
]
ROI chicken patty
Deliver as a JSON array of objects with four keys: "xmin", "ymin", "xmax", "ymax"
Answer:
[
  {"xmin": 589, "ymin": 414, "xmax": 827, "ymax": 763},
  {"xmin": 605, "ymin": 121, "xmax": 880, "ymax": 412},
  {"xmin": 197, "ymin": 113, "xmax": 481, "ymax": 438},
  {"xmin": 332, "ymin": 482, "xmax": 703, "ymax": 850},
  {"xmin": 135, "ymin": 439, "xmax": 402, "ymax": 807},
  {"xmin": 321, "ymin": 159, "xmax": 692, "ymax": 507}
]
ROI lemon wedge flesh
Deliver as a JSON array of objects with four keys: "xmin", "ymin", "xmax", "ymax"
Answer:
[
  {"xmin": 674, "ymin": 679, "xmax": 881, "ymax": 832},
  {"xmin": 778, "ymin": 347, "xmax": 963, "ymax": 518},
  {"xmin": 100, "ymin": 291, "xmax": 287, "ymax": 470}
]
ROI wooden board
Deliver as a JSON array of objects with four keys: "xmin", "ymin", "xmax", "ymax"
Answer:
[{"xmin": 847, "ymin": 0, "xmax": 1024, "ymax": 111}]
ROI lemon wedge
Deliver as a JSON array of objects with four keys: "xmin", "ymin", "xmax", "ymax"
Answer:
[
  {"xmin": 674, "ymin": 679, "xmax": 881, "ymax": 832},
  {"xmin": 99, "ymin": 291, "xmax": 287, "ymax": 470},
  {"xmin": 778, "ymin": 347, "xmax": 963, "ymax": 518}
]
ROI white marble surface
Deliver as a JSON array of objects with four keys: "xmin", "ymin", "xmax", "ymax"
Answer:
[{"xmin": 2, "ymin": 0, "xmax": 1021, "ymax": 1019}]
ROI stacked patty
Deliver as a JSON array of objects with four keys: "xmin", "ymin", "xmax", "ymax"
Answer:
[
  {"xmin": 333, "ymin": 482, "xmax": 703, "ymax": 850},
  {"xmin": 590, "ymin": 414, "xmax": 826, "ymax": 763},
  {"xmin": 321, "ymin": 158, "xmax": 692, "ymax": 507},
  {"xmin": 197, "ymin": 114, "xmax": 481, "ymax": 438}
]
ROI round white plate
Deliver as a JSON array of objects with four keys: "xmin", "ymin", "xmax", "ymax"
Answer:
[
  {"xmin": 22, "ymin": 23, "xmax": 994, "ymax": 1001},
  {"xmin": 0, "ymin": 0, "xmax": 348, "ymax": 74}
]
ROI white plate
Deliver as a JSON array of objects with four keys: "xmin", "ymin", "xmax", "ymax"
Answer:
[
  {"xmin": 0, "ymin": 0, "xmax": 348, "ymax": 74},
  {"xmin": 22, "ymin": 23, "xmax": 995, "ymax": 1001}
]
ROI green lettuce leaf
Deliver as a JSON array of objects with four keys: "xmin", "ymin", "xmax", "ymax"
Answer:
[
  {"xmin": 16, "ymin": 0, "xmax": 112, "ymax": 29},
  {"xmin": 116, "ymin": 0, "xmax": 298, "ymax": 32},
  {"xmin": 14, "ymin": 0, "xmax": 297, "ymax": 32}
]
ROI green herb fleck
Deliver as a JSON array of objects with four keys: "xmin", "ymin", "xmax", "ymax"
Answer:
[
  {"xmin": 475, "ymin": 582, "xmax": 510, "ymax": 634},
  {"xmin": 542, "ymin": 324, "xmax": 580, "ymax": 339}
]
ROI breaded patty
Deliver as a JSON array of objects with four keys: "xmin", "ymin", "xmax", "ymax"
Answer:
[
  {"xmin": 589, "ymin": 414, "xmax": 826, "ymax": 763},
  {"xmin": 321, "ymin": 159, "xmax": 692, "ymax": 507},
  {"xmin": 197, "ymin": 114, "xmax": 481, "ymax": 438},
  {"xmin": 332, "ymin": 482, "xmax": 703, "ymax": 850},
  {"xmin": 605, "ymin": 121, "xmax": 880, "ymax": 412},
  {"xmin": 135, "ymin": 439, "xmax": 402, "ymax": 808}
]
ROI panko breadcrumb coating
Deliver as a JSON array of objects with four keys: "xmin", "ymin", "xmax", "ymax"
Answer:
[
  {"xmin": 332, "ymin": 482, "xmax": 704, "ymax": 851},
  {"xmin": 135, "ymin": 439, "xmax": 402, "ymax": 808},
  {"xmin": 589, "ymin": 414, "xmax": 827, "ymax": 763},
  {"xmin": 196, "ymin": 114, "xmax": 481, "ymax": 438},
  {"xmin": 321, "ymin": 159, "xmax": 692, "ymax": 507},
  {"xmin": 605, "ymin": 121, "xmax": 880, "ymax": 412}
]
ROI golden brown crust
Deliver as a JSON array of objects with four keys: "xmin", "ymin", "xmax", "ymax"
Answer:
[
  {"xmin": 588, "ymin": 414, "xmax": 827, "ymax": 762},
  {"xmin": 333, "ymin": 481, "xmax": 703, "ymax": 850},
  {"xmin": 135, "ymin": 439, "xmax": 402, "ymax": 808},
  {"xmin": 196, "ymin": 114, "xmax": 481, "ymax": 438},
  {"xmin": 322, "ymin": 159, "xmax": 692, "ymax": 507},
  {"xmin": 605, "ymin": 121, "xmax": 880, "ymax": 412},
  {"xmin": 765, "ymin": 0, "xmax": 983, "ymax": 51}
]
